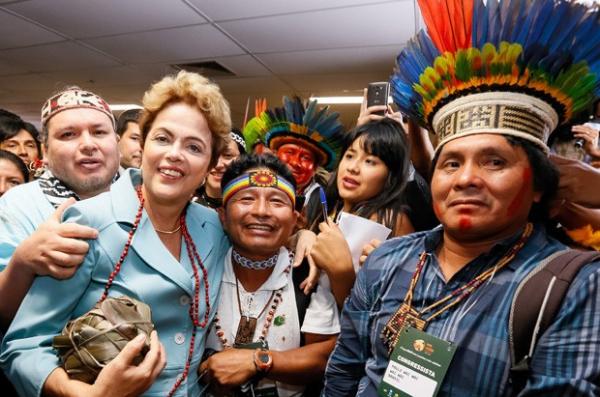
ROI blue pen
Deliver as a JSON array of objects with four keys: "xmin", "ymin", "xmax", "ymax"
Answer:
[{"xmin": 319, "ymin": 186, "xmax": 328, "ymax": 221}]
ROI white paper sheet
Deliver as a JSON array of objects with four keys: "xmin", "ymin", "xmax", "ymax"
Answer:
[{"xmin": 337, "ymin": 211, "xmax": 392, "ymax": 272}]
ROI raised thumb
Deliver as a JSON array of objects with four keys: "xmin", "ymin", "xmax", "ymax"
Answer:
[{"xmin": 51, "ymin": 197, "xmax": 77, "ymax": 222}]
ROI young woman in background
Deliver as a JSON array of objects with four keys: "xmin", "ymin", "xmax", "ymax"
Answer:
[
  {"xmin": 306, "ymin": 118, "xmax": 415, "ymax": 306},
  {"xmin": 0, "ymin": 150, "xmax": 28, "ymax": 197}
]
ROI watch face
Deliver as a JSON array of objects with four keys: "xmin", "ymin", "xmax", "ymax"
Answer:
[
  {"xmin": 255, "ymin": 349, "xmax": 273, "ymax": 372},
  {"xmin": 260, "ymin": 353, "xmax": 270, "ymax": 363}
]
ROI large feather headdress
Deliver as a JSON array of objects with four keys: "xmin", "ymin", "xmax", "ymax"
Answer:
[
  {"xmin": 391, "ymin": 0, "xmax": 600, "ymax": 152},
  {"xmin": 243, "ymin": 96, "xmax": 344, "ymax": 170}
]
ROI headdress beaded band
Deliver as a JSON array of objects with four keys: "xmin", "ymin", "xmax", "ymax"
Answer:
[
  {"xmin": 222, "ymin": 169, "xmax": 296, "ymax": 207},
  {"xmin": 41, "ymin": 88, "xmax": 115, "ymax": 128},
  {"xmin": 390, "ymin": 0, "xmax": 600, "ymax": 154}
]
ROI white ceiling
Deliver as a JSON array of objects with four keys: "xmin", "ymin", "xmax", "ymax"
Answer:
[{"xmin": 0, "ymin": 0, "xmax": 419, "ymax": 128}]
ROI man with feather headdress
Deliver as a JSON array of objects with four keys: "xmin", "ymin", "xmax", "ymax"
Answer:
[
  {"xmin": 324, "ymin": 0, "xmax": 600, "ymax": 395},
  {"xmin": 242, "ymin": 97, "xmax": 344, "ymax": 211}
]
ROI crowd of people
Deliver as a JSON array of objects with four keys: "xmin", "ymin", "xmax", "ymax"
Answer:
[{"xmin": 1, "ymin": 0, "xmax": 600, "ymax": 396}]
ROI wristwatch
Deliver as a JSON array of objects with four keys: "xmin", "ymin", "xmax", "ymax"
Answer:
[{"xmin": 253, "ymin": 348, "xmax": 273, "ymax": 375}]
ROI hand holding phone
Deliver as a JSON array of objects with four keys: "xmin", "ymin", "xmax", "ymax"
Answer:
[{"xmin": 366, "ymin": 82, "xmax": 390, "ymax": 116}]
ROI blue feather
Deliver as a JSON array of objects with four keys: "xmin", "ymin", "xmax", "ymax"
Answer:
[
  {"xmin": 472, "ymin": 0, "xmax": 480, "ymax": 45},
  {"xmin": 396, "ymin": 39, "xmax": 427, "ymax": 81},
  {"xmin": 521, "ymin": 0, "xmax": 553, "ymax": 49},
  {"xmin": 548, "ymin": 3, "xmax": 586, "ymax": 54},
  {"xmin": 539, "ymin": 2, "xmax": 570, "ymax": 47},
  {"xmin": 303, "ymin": 100, "xmax": 317, "ymax": 126},
  {"xmin": 572, "ymin": 12, "xmax": 600, "ymax": 61},
  {"xmin": 508, "ymin": 0, "xmax": 530, "ymax": 42},
  {"xmin": 508, "ymin": 3, "xmax": 540, "ymax": 43},
  {"xmin": 486, "ymin": 0, "xmax": 502, "ymax": 45},
  {"xmin": 498, "ymin": 0, "xmax": 519, "ymax": 41},
  {"xmin": 282, "ymin": 97, "xmax": 301, "ymax": 124},
  {"xmin": 418, "ymin": 31, "xmax": 440, "ymax": 64}
]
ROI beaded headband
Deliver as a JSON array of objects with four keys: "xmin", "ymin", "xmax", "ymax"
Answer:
[
  {"xmin": 229, "ymin": 130, "xmax": 247, "ymax": 153},
  {"xmin": 222, "ymin": 169, "xmax": 296, "ymax": 208},
  {"xmin": 432, "ymin": 92, "xmax": 558, "ymax": 153},
  {"xmin": 41, "ymin": 88, "xmax": 115, "ymax": 128}
]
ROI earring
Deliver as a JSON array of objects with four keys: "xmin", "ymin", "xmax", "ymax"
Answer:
[{"xmin": 29, "ymin": 158, "xmax": 47, "ymax": 179}]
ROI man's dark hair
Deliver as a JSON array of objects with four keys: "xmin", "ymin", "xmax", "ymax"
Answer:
[
  {"xmin": 221, "ymin": 153, "xmax": 297, "ymax": 198},
  {"xmin": 505, "ymin": 136, "xmax": 559, "ymax": 222},
  {"xmin": 0, "ymin": 118, "xmax": 42, "ymax": 157},
  {"xmin": 0, "ymin": 117, "xmax": 22, "ymax": 142},
  {"xmin": 0, "ymin": 150, "xmax": 29, "ymax": 183},
  {"xmin": 22, "ymin": 122, "xmax": 42, "ymax": 155},
  {"xmin": 431, "ymin": 135, "xmax": 558, "ymax": 223},
  {"xmin": 593, "ymin": 98, "xmax": 600, "ymax": 118},
  {"xmin": 116, "ymin": 109, "xmax": 141, "ymax": 137},
  {"xmin": 0, "ymin": 109, "xmax": 21, "ymax": 123}
]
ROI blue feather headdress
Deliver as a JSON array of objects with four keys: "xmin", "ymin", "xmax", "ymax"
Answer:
[
  {"xmin": 243, "ymin": 97, "xmax": 344, "ymax": 170},
  {"xmin": 391, "ymin": 0, "xmax": 600, "ymax": 152}
]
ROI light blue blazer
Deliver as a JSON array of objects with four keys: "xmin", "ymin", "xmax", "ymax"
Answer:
[
  {"xmin": 0, "ymin": 179, "xmax": 56, "ymax": 272},
  {"xmin": 0, "ymin": 169, "xmax": 228, "ymax": 396}
]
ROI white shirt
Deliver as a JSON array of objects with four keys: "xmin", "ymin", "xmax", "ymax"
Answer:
[
  {"xmin": 205, "ymin": 247, "xmax": 339, "ymax": 396},
  {"xmin": 302, "ymin": 180, "xmax": 320, "ymax": 208}
]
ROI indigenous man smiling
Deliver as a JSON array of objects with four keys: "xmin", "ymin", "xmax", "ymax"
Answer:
[{"xmin": 201, "ymin": 153, "xmax": 339, "ymax": 396}]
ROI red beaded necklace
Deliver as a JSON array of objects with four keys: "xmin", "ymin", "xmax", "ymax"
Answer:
[{"xmin": 99, "ymin": 185, "xmax": 211, "ymax": 397}]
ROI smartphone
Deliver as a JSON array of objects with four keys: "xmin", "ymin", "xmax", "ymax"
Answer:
[{"xmin": 367, "ymin": 82, "xmax": 390, "ymax": 116}]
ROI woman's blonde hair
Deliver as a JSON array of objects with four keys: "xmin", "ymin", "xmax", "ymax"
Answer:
[{"xmin": 139, "ymin": 71, "xmax": 231, "ymax": 168}]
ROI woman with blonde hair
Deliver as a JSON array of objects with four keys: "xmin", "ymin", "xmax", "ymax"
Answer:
[{"xmin": 1, "ymin": 71, "xmax": 232, "ymax": 397}]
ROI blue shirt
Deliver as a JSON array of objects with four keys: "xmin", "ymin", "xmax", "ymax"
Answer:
[
  {"xmin": 0, "ymin": 179, "xmax": 55, "ymax": 272},
  {"xmin": 323, "ymin": 224, "xmax": 600, "ymax": 396}
]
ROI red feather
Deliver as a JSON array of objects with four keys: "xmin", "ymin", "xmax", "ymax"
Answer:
[{"xmin": 417, "ymin": 0, "xmax": 473, "ymax": 52}]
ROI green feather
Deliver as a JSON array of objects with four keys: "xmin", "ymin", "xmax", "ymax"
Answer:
[
  {"xmin": 455, "ymin": 50, "xmax": 471, "ymax": 81},
  {"xmin": 413, "ymin": 83, "xmax": 430, "ymax": 100},
  {"xmin": 481, "ymin": 43, "xmax": 497, "ymax": 76},
  {"xmin": 434, "ymin": 57, "xmax": 450, "ymax": 80},
  {"xmin": 419, "ymin": 73, "xmax": 436, "ymax": 95}
]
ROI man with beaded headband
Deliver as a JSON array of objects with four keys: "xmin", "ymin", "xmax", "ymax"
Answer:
[
  {"xmin": 243, "ymin": 97, "xmax": 344, "ymax": 210},
  {"xmin": 325, "ymin": 0, "xmax": 600, "ymax": 396},
  {"xmin": 0, "ymin": 87, "xmax": 120, "ymax": 325},
  {"xmin": 200, "ymin": 153, "xmax": 339, "ymax": 396}
]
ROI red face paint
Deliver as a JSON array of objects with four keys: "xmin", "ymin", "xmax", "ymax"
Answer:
[
  {"xmin": 507, "ymin": 167, "xmax": 532, "ymax": 217},
  {"xmin": 276, "ymin": 143, "xmax": 317, "ymax": 190},
  {"xmin": 459, "ymin": 217, "xmax": 473, "ymax": 231}
]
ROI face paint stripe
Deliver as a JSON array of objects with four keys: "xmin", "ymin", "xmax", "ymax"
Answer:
[{"xmin": 507, "ymin": 167, "xmax": 532, "ymax": 217}]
